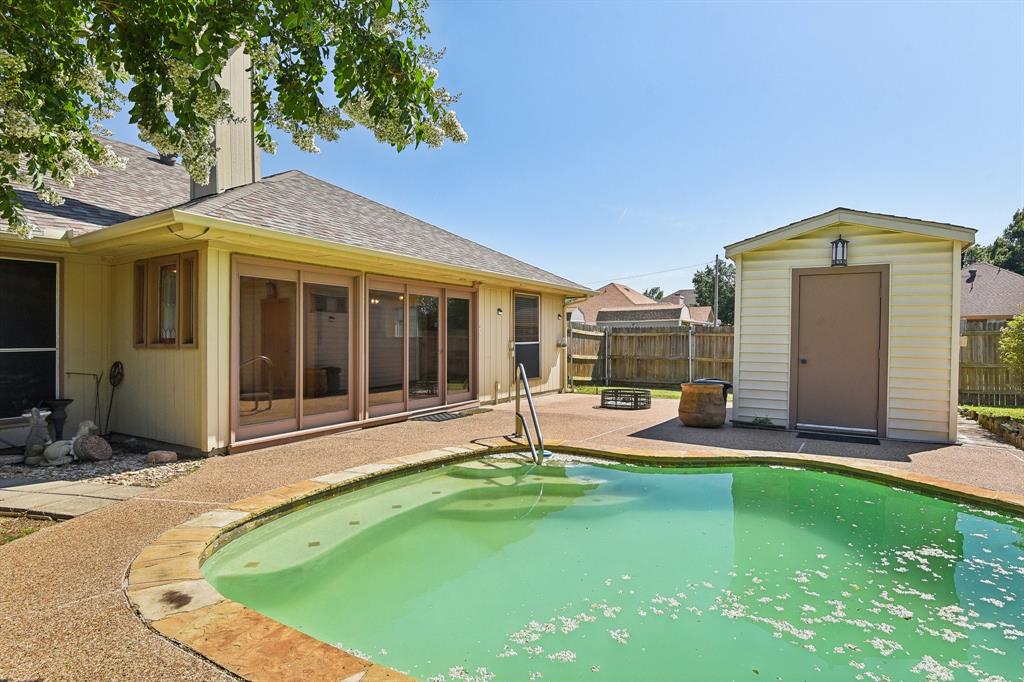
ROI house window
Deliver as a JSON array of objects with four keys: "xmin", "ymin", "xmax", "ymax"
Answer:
[
  {"xmin": 0, "ymin": 257, "xmax": 58, "ymax": 418},
  {"xmin": 134, "ymin": 251, "xmax": 197, "ymax": 347},
  {"xmin": 514, "ymin": 293, "xmax": 541, "ymax": 379}
]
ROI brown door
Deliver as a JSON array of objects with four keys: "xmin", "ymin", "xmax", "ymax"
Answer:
[{"xmin": 795, "ymin": 271, "xmax": 882, "ymax": 433}]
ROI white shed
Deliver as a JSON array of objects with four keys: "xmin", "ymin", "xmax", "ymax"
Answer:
[{"xmin": 725, "ymin": 208, "xmax": 975, "ymax": 443}]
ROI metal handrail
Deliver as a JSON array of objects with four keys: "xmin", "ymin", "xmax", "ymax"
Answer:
[{"xmin": 515, "ymin": 363, "xmax": 544, "ymax": 464}]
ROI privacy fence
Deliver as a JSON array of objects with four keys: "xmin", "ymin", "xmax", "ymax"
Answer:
[
  {"xmin": 567, "ymin": 323, "xmax": 734, "ymax": 387},
  {"xmin": 958, "ymin": 319, "xmax": 1024, "ymax": 407}
]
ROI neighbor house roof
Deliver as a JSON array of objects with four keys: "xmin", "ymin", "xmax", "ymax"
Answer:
[
  {"xmin": 572, "ymin": 282, "xmax": 658, "ymax": 323},
  {"xmin": 687, "ymin": 305, "xmax": 714, "ymax": 323},
  {"xmin": 595, "ymin": 304, "xmax": 685, "ymax": 323},
  {"xmin": 725, "ymin": 207, "xmax": 976, "ymax": 258},
  {"xmin": 664, "ymin": 288, "xmax": 698, "ymax": 307},
  {"xmin": 961, "ymin": 262, "xmax": 1024, "ymax": 319},
  {"xmin": 16, "ymin": 138, "xmax": 585, "ymax": 292},
  {"xmin": 17, "ymin": 139, "xmax": 190, "ymax": 236}
]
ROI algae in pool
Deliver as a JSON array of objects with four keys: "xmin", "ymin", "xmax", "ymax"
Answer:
[{"xmin": 202, "ymin": 458, "xmax": 1024, "ymax": 682}]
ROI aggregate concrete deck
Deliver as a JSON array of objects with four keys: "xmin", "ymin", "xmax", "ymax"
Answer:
[
  {"xmin": 0, "ymin": 480, "xmax": 151, "ymax": 518},
  {"xmin": 2, "ymin": 393, "xmax": 1023, "ymax": 681}
]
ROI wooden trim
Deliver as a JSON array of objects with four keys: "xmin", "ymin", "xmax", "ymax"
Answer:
[
  {"xmin": 948, "ymin": 243, "xmax": 962, "ymax": 442},
  {"xmin": 788, "ymin": 264, "xmax": 890, "ymax": 437}
]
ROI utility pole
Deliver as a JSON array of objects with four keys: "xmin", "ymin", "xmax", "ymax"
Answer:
[{"xmin": 713, "ymin": 254, "xmax": 720, "ymax": 327}]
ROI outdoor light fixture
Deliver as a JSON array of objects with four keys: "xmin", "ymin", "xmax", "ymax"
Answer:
[
  {"xmin": 831, "ymin": 235, "xmax": 849, "ymax": 267},
  {"xmin": 497, "ymin": 307, "xmax": 503, "ymax": 316}
]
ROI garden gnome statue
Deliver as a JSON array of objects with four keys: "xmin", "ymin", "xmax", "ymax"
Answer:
[
  {"xmin": 72, "ymin": 421, "xmax": 112, "ymax": 462},
  {"xmin": 23, "ymin": 408, "xmax": 49, "ymax": 461}
]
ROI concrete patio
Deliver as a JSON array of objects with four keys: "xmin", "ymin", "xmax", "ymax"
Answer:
[
  {"xmin": 0, "ymin": 480, "xmax": 151, "ymax": 518},
  {"xmin": 2, "ymin": 392, "xmax": 1023, "ymax": 681}
]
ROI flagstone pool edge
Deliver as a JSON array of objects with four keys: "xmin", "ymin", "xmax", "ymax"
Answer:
[{"xmin": 124, "ymin": 439, "xmax": 1024, "ymax": 682}]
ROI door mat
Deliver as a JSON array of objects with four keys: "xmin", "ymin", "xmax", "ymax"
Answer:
[
  {"xmin": 796, "ymin": 431, "xmax": 880, "ymax": 445},
  {"xmin": 411, "ymin": 408, "xmax": 492, "ymax": 423}
]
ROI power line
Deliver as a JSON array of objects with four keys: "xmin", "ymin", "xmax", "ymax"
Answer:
[{"xmin": 582, "ymin": 260, "xmax": 716, "ymax": 286}]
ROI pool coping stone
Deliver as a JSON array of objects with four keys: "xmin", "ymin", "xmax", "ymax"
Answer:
[{"xmin": 125, "ymin": 440, "xmax": 1024, "ymax": 681}]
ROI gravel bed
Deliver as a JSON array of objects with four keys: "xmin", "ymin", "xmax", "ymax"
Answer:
[{"xmin": 0, "ymin": 453, "xmax": 202, "ymax": 488}]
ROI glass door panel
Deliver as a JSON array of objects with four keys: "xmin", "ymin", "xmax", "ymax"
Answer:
[
  {"xmin": 303, "ymin": 282, "xmax": 352, "ymax": 425},
  {"xmin": 408, "ymin": 292, "xmax": 441, "ymax": 409},
  {"xmin": 238, "ymin": 275, "xmax": 297, "ymax": 436},
  {"xmin": 446, "ymin": 295, "xmax": 472, "ymax": 402},
  {"xmin": 368, "ymin": 289, "xmax": 405, "ymax": 416}
]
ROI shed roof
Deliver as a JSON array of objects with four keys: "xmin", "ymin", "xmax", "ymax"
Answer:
[
  {"xmin": 595, "ymin": 304, "xmax": 684, "ymax": 322},
  {"xmin": 725, "ymin": 208, "xmax": 976, "ymax": 258},
  {"xmin": 961, "ymin": 262, "xmax": 1024, "ymax": 319}
]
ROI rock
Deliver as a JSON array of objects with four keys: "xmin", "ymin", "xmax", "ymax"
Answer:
[
  {"xmin": 73, "ymin": 434, "xmax": 113, "ymax": 462},
  {"xmin": 146, "ymin": 450, "xmax": 177, "ymax": 464},
  {"xmin": 39, "ymin": 440, "xmax": 73, "ymax": 466},
  {"xmin": 75, "ymin": 420, "xmax": 99, "ymax": 438}
]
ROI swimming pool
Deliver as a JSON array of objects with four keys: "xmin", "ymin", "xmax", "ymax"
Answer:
[{"xmin": 202, "ymin": 456, "xmax": 1024, "ymax": 682}]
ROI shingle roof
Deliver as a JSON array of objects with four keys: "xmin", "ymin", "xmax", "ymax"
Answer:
[
  {"xmin": 664, "ymin": 288, "xmax": 698, "ymax": 307},
  {"xmin": 17, "ymin": 139, "xmax": 190, "ymax": 235},
  {"xmin": 961, "ymin": 262, "xmax": 1024, "ymax": 319},
  {"xmin": 174, "ymin": 170, "xmax": 584, "ymax": 291},
  {"xmin": 16, "ymin": 138, "xmax": 584, "ymax": 291},
  {"xmin": 596, "ymin": 304, "xmax": 684, "ymax": 322},
  {"xmin": 573, "ymin": 283, "xmax": 658, "ymax": 322},
  {"xmin": 687, "ymin": 305, "xmax": 714, "ymax": 323}
]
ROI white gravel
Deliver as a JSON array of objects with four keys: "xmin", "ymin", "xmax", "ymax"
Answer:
[{"xmin": 0, "ymin": 453, "xmax": 202, "ymax": 488}]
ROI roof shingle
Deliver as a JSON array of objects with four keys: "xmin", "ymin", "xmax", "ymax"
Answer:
[{"xmin": 961, "ymin": 262, "xmax": 1024, "ymax": 319}]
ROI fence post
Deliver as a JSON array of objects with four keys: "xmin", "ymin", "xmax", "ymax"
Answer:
[
  {"xmin": 687, "ymin": 324, "xmax": 694, "ymax": 383},
  {"xmin": 604, "ymin": 327, "xmax": 610, "ymax": 386}
]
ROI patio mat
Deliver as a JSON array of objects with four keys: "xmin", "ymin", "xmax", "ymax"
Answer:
[
  {"xmin": 411, "ymin": 408, "xmax": 492, "ymax": 423},
  {"xmin": 796, "ymin": 431, "xmax": 880, "ymax": 446}
]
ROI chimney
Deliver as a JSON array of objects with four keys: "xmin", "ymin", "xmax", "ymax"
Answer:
[{"xmin": 190, "ymin": 46, "xmax": 260, "ymax": 200}]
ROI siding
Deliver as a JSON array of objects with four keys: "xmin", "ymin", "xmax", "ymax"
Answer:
[{"xmin": 733, "ymin": 223, "xmax": 957, "ymax": 442}]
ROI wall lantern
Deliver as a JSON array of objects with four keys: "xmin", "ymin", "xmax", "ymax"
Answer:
[
  {"xmin": 497, "ymin": 307, "xmax": 504, "ymax": 316},
  {"xmin": 831, "ymin": 235, "xmax": 849, "ymax": 267}
]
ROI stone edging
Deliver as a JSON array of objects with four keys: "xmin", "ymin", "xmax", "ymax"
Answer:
[
  {"xmin": 960, "ymin": 408, "xmax": 1024, "ymax": 450},
  {"xmin": 124, "ymin": 439, "xmax": 1024, "ymax": 682}
]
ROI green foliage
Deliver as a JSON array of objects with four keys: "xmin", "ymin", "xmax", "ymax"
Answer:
[
  {"xmin": 692, "ymin": 261, "xmax": 735, "ymax": 325},
  {"xmin": 999, "ymin": 310, "xmax": 1024, "ymax": 388},
  {"xmin": 960, "ymin": 404, "xmax": 1024, "ymax": 422},
  {"xmin": 961, "ymin": 209, "xmax": 1024, "ymax": 273},
  {"xmin": 961, "ymin": 243, "xmax": 991, "ymax": 269},
  {"xmin": 643, "ymin": 286, "xmax": 664, "ymax": 300},
  {"xmin": 987, "ymin": 209, "xmax": 1024, "ymax": 274},
  {"xmin": 1, "ymin": 0, "xmax": 466, "ymax": 236}
]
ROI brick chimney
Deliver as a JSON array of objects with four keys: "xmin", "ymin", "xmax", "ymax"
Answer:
[{"xmin": 190, "ymin": 46, "xmax": 260, "ymax": 200}]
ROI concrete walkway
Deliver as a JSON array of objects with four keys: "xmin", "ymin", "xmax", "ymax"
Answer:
[
  {"xmin": 2, "ymin": 393, "xmax": 1023, "ymax": 681},
  {"xmin": 0, "ymin": 480, "xmax": 150, "ymax": 518}
]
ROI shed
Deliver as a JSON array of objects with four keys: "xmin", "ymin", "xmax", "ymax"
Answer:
[{"xmin": 725, "ymin": 208, "xmax": 975, "ymax": 443}]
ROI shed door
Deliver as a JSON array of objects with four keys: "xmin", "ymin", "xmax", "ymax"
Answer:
[{"xmin": 795, "ymin": 271, "xmax": 882, "ymax": 434}]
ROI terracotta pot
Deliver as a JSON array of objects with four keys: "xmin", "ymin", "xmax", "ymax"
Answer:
[{"xmin": 678, "ymin": 383, "xmax": 726, "ymax": 428}]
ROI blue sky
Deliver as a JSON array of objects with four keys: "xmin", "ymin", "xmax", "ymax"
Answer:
[{"xmin": 107, "ymin": 0, "xmax": 1024, "ymax": 293}]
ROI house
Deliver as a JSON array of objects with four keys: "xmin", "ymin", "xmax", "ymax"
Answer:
[
  {"xmin": 0, "ymin": 50, "xmax": 588, "ymax": 454},
  {"xmin": 726, "ymin": 208, "xmax": 975, "ymax": 443},
  {"xmin": 662, "ymin": 288, "xmax": 697, "ymax": 307},
  {"xmin": 686, "ymin": 306, "xmax": 715, "ymax": 325},
  {"xmin": 960, "ymin": 262, "xmax": 1024, "ymax": 321},
  {"xmin": 567, "ymin": 281, "xmax": 712, "ymax": 327}
]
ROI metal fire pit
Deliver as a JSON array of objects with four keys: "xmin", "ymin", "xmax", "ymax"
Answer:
[{"xmin": 600, "ymin": 388, "xmax": 652, "ymax": 410}]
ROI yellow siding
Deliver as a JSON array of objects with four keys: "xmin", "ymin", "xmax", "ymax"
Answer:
[
  {"xmin": 733, "ymin": 223, "xmax": 957, "ymax": 442},
  {"xmin": 108, "ymin": 257, "xmax": 205, "ymax": 449}
]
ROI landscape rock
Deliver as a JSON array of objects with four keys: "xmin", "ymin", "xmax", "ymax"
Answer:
[
  {"xmin": 146, "ymin": 450, "xmax": 178, "ymax": 464},
  {"xmin": 74, "ymin": 434, "xmax": 113, "ymax": 462}
]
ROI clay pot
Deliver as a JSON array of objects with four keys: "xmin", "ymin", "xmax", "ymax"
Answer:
[{"xmin": 678, "ymin": 383, "xmax": 727, "ymax": 428}]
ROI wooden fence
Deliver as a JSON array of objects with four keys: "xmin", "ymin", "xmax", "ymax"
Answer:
[
  {"xmin": 959, "ymin": 319, "xmax": 1024, "ymax": 406},
  {"xmin": 568, "ymin": 323, "xmax": 734, "ymax": 387}
]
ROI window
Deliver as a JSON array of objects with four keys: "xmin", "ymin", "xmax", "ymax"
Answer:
[
  {"xmin": 514, "ymin": 293, "xmax": 541, "ymax": 379},
  {"xmin": 134, "ymin": 252, "xmax": 197, "ymax": 347},
  {"xmin": 0, "ymin": 257, "xmax": 58, "ymax": 418}
]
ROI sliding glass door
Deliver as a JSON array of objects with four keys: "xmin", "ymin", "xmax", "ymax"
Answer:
[
  {"xmin": 445, "ymin": 294, "xmax": 472, "ymax": 402},
  {"xmin": 235, "ymin": 260, "xmax": 355, "ymax": 440},
  {"xmin": 408, "ymin": 288, "xmax": 442, "ymax": 410},
  {"xmin": 368, "ymin": 285, "xmax": 406, "ymax": 417}
]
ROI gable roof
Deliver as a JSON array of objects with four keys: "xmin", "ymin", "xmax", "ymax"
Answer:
[
  {"xmin": 687, "ymin": 305, "xmax": 714, "ymax": 323},
  {"xmin": 16, "ymin": 139, "xmax": 190, "ymax": 236},
  {"xmin": 725, "ymin": 207, "xmax": 976, "ymax": 258},
  {"xmin": 572, "ymin": 282, "xmax": 658, "ymax": 323},
  {"xmin": 961, "ymin": 262, "xmax": 1024, "ymax": 319},
  {"xmin": 664, "ymin": 288, "xmax": 698, "ymax": 307},
  {"xmin": 16, "ymin": 138, "xmax": 585, "ymax": 292},
  {"xmin": 173, "ymin": 170, "xmax": 584, "ymax": 291}
]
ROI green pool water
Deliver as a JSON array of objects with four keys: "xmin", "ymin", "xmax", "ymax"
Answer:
[{"xmin": 202, "ymin": 457, "xmax": 1024, "ymax": 682}]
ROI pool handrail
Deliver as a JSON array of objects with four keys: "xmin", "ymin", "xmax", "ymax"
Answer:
[{"xmin": 515, "ymin": 362, "xmax": 544, "ymax": 464}]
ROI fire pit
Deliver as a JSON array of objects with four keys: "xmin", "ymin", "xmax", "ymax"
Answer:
[{"xmin": 600, "ymin": 388, "xmax": 652, "ymax": 410}]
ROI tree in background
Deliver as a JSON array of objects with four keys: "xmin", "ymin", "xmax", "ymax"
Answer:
[
  {"xmin": 960, "ymin": 209, "xmax": 1024, "ymax": 273},
  {"xmin": 999, "ymin": 309, "xmax": 1024, "ymax": 387},
  {"xmin": 693, "ymin": 261, "xmax": 735, "ymax": 325},
  {"xmin": 2, "ymin": 0, "xmax": 466, "ymax": 237},
  {"xmin": 643, "ymin": 286, "xmax": 664, "ymax": 300}
]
